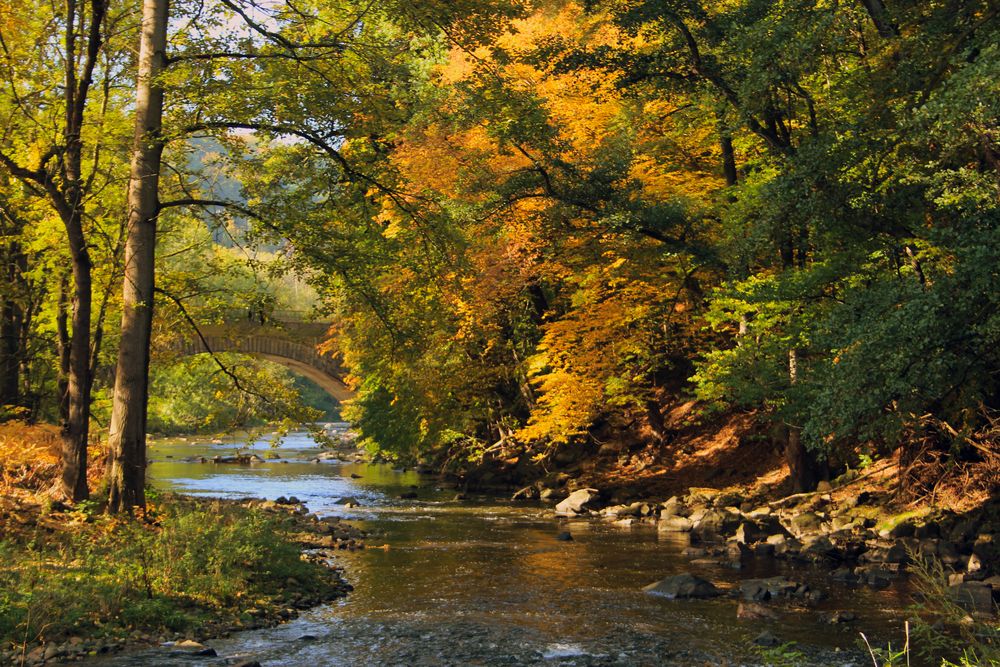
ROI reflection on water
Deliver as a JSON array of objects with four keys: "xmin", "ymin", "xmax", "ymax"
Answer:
[{"xmin": 93, "ymin": 430, "xmax": 909, "ymax": 665}]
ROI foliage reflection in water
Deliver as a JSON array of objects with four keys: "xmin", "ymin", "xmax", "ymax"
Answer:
[{"xmin": 89, "ymin": 430, "xmax": 909, "ymax": 666}]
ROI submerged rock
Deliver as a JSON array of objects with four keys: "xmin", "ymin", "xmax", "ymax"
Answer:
[
  {"xmin": 823, "ymin": 610, "xmax": 857, "ymax": 624},
  {"xmin": 753, "ymin": 630, "xmax": 781, "ymax": 647},
  {"xmin": 643, "ymin": 573, "xmax": 721, "ymax": 599},
  {"xmin": 739, "ymin": 576, "xmax": 798, "ymax": 601}
]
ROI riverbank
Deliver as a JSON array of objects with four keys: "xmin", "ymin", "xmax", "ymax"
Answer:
[
  {"xmin": 437, "ymin": 404, "xmax": 1000, "ymax": 663},
  {"xmin": 0, "ymin": 493, "xmax": 363, "ymax": 666}
]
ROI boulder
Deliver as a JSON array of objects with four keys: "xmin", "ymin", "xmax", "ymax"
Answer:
[
  {"xmin": 539, "ymin": 488, "xmax": 563, "ymax": 502},
  {"xmin": 752, "ymin": 631, "xmax": 781, "ymax": 647},
  {"xmin": 739, "ymin": 576, "xmax": 799, "ymax": 602},
  {"xmin": 889, "ymin": 521, "xmax": 916, "ymax": 539},
  {"xmin": 860, "ymin": 567, "xmax": 896, "ymax": 589},
  {"xmin": 830, "ymin": 567, "xmax": 861, "ymax": 585},
  {"xmin": 659, "ymin": 516, "xmax": 693, "ymax": 532},
  {"xmin": 973, "ymin": 534, "xmax": 999, "ymax": 573},
  {"xmin": 687, "ymin": 488, "xmax": 721, "ymax": 506},
  {"xmin": 601, "ymin": 504, "xmax": 637, "ymax": 518},
  {"xmin": 755, "ymin": 513, "xmax": 792, "ymax": 537},
  {"xmin": 968, "ymin": 553, "xmax": 984, "ymax": 574},
  {"xmin": 789, "ymin": 511, "xmax": 823, "ymax": 535},
  {"xmin": 734, "ymin": 522, "xmax": 767, "ymax": 545},
  {"xmin": 949, "ymin": 518, "xmax": 980, "ymax": 544},
  {"xmin": 555, "ymin": 488, "xmax": 601, "ymax": 516},
  {"xmin": 511, "ymin": 486, "xmax": 539, "ymax": 501},
  {"xmin": 802, "ymin": 535, "xmax": 842, "ymax": 561},
  {"xmin": 643, "ymin": 573, "xmax": 720, "ymax": 599},
  {"xmin": 937, "ymin": 540, "xmax": 962, "ymax": 565},
  {"xmin": 824, "ymin": 610, "xmax": 857, "ymax": 624},
  {"xmin": 660, "ymin": 496, "xmax": 685, "ymax": 518},
  {"xmin": 693, "ymin": 509, "xmax": 741, "ymax": 539}
]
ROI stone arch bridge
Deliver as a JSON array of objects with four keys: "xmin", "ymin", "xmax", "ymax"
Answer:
[{"xmin": 172, "ymin": 311, "xmax": 352, "ymax": 403}]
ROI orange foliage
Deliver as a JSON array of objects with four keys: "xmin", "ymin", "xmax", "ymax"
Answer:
[
  {"xmin": 0, "ymin": 421, "xmax": 61, "ymax": 494},
  {"xmin": 0, "ymin": 422, "xmax": 106, "ymax": 497}
]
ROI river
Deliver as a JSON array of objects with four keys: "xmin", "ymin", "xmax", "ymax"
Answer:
[{"xmin": 93, "ymin": 428, "xmax": 913, "ymax": 666}]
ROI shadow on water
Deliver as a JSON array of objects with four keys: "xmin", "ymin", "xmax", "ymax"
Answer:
[{"xmin": 89, "ymin": 429, "xmax": 913, "ymax": 666}]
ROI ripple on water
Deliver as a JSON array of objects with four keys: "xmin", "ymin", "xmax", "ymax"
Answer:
[{"xmin": 81, "ymin": 430, "xmax": 906, "ymax": 666}]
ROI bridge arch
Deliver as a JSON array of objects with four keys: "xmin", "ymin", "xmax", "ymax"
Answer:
[{"xmin": 173, "ymin": 318, "xmax": 352, "ymax": 403}]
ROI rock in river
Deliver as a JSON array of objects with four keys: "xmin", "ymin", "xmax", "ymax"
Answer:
[
  {"xmin": 643, "ymin": 573, "xmax": 721, "ymax": 599},
  {"xmin": 555, "ymin": 488, "xmax": 600, "ymax": 516}
]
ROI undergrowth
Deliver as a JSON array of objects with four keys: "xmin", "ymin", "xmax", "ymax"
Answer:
[
  {"xmin": 0, "ymin": 500, "xmax": 338, "ymax": 652},
  {"xmin": 858, "ymin": 552, "xmax": 1000, "ymax": 667}
]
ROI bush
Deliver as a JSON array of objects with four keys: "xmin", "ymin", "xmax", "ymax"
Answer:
[{"xmin": 0, "ymin": 500, "xmax": 336, "ymax": 649}]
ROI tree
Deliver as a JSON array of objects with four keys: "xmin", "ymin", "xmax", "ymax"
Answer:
[
  {"xmin": 107, "ymin": 0, "xmax": 170, "ymax": 513},
  {"xmin": 0, "ymin": 0, "xmax": 129, "ymax": 500}
]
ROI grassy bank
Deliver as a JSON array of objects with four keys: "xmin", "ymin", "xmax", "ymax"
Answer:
[{"xmin": 0, "ymin": 496, "xmax": 358, "ymax": 665}]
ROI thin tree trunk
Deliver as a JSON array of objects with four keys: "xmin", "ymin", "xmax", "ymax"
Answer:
[
  {"xmin": 785, "ymin": 348, "xmax": 821, "ymax": 493},
  {"xmin": 60, "ymin": 221, "xmax": 93, "ymax": 502},
  {"xmin": 720, "ymin": 131, "xmax": 738, "ymax": 188},
  {"xmin": 0, "ymin": 241, "xmax": 24, "ymax": 408},
  {"xmin": 107, "ymin": 0, "xmax": 168, "ymax": 513},
  {"xmin": 55, "ymin": 0, "xmax": 107, "ymax": 502}
]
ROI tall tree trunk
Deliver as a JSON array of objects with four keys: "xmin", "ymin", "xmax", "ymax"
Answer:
[
  {"xmin": 784, "ymin": 348, "xmax": 821, "ymax": 493},
  {"xmin": 107, "ymin": 0, "xmax": 168, "ymax": 513},
  {"xmin": 59, "ymin": 216, "xmax": 93, "ymax": 502},
  {"xmin": 55, "ymin": 0, "xmax": 107, "ymax": 502},
  {"xmin": 0, "ymin": 241, "xmax": 24, "ymax": 408}
]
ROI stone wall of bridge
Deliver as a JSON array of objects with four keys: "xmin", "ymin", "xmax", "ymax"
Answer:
[{"xmin": 171, "ymin": 320, "xmax": 352, "ymax": 402}]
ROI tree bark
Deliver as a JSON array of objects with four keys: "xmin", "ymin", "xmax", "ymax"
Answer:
[
  {"xmin": 56, "ymin": 0, "xmax": 107, "ymax": 502},
  {"xmin": 0, "ymin": 241, "xmax": 25, "ymax": 409},
  {"xmin": 858, "ymin": 0, "xmax": 898, "ymax": 38},
  {"xmin": 60, "ymin": 237, "xmax": 92, "ymax": 501},
  {"xmin": 107, "ymin": 0, "xmax": 169, "ymax": 513},
  {"xmin": 784, "ymin": 348, "xmax": 821, "ymax": 493}
]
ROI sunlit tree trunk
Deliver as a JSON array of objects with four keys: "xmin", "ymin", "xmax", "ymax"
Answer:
[
  {"xmin": 55, "ymin": 0, "xmax": 108, "ymax": 502},
  {"xmin": 107, "ymin": 0, "xmax": 168, "ymax": 513}
]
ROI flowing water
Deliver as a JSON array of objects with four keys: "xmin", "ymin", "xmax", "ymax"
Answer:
[{"xmin": 93, "ymin": 428, "xmax": 914, "ymax": 666}]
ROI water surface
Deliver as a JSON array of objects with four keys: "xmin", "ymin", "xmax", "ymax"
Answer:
[{"xmin": 96, "ymin": 429, "xmax": 911, "ymax": 665}]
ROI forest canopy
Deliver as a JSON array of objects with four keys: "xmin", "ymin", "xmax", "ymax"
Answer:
[{"xmin": 1, "ymin": 0, "xmax": 998, "ymax": 502}]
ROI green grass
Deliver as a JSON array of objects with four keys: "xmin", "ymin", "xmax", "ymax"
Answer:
[{"xmin": 0, "ymin": 500, "xmax": 341, "ymax": 650}]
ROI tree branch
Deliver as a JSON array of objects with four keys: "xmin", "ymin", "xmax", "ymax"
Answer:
[{"xmin": 154, "ymin": 286, "xmax": 274, "ymax": 404}]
